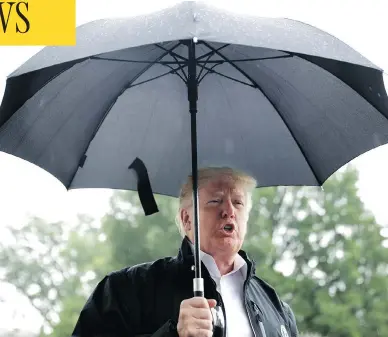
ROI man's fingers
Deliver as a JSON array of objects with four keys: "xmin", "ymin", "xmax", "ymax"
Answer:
[
  {"xmin": 190, "ymin": 317, "xmax": 213, "ymax": 331},
  {"xmin": 207, "ymin": 299, "xmax": 217, "ymax": 308},
  {"xmin": 188, "ymin": 328, "xmax": 213, "ymax": 337},
  {"xmin": 191, "ymin": 308, "xmax": 213, "ymax": 320},
  {"xmin": 184, "ymin": 297, "xmax": 216, "ymax": 309},
  {"xmin": 177, "ymin": 297, "xmax": 217, "ymax": 337}
]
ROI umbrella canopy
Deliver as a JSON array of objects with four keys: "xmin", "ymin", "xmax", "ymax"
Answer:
[
  {"xmin": 1, "ymin": 1, "xmax": 387, "ymax": 198},
  {"xmin": 1, "ymin": 0, "xmax": 388, "ymax": 297}
]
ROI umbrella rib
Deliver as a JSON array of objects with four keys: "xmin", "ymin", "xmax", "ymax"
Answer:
[
  {"xmin": 164, "ymin": 62, "xmax": 188, "ymax": 82},
  {"xmin": 65, "ymin": 42, "xmax": 182, "ymax": 187},
  {"xmin": 197, "ymin": 57, "xmax": 293, "ymax": 83},
  {"xmin": 92, "ymin": 46, "xmax": 189, "ymax": 86},
  {"xmin": 196, "ymin": 44, "xmax": 229, "ymax": 61},
  {"xmin": 201, "ymin": 41, "xmax": 321, "ymax": 185},
  {"xmin": 198, "ymin": 63, "xmax": 255, "ymax": 88},
  {"xmin": 155, "ymin": 43, "xmax": 188, "ymax": 81},
  {"xmin": 197, "ymin": 63, "xmax": 221, "ymax": 84},
  {"xmin": 196, "ymin": 44, "xmax": 230, "ymax": 81},
  {"xmin": 290, "ymin": 52, "xmax": 388, "ymax": 123},
  {"xmin": 196, "ymin": 55, "xmax": 293, "ymax": 63},
  {"xmin": 197, "ymin": 64, "xmax": 254, "ymax": 88},
  {"xmin": 162, "ymin": 64, "xmax": 187, "ymax": 83},
  {"xmin": 129, "ymin": 64, "xmax": 187, "ymax": 88},
  {"xmin": 91, "ymin": 57, "xmax": 186, "ymax": 65},
  {"xmin": 5, "ymin": 60, "xmax": 92, "ymax": 159},
  {"xmin": 92, "ymin": 45, "xmax": 188, "ymax": 84},
  {"xmin": 155, "ymin": 43, "xmax": 188, "ymax": 61},
  {"xmin": 196, "ymin": 50, "xmax": 216, "ymax": 81}
]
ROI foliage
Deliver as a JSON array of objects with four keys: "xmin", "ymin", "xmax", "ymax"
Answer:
[
  {"xmin": 0, "ymin": 215, "xmax": 110, "ymax": 336},
  {"xmin": 1, "ymin": 165, "xmax": 387, "ymax": 337}
]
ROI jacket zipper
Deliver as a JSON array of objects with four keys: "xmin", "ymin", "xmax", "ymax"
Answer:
[
  {"xmin": 243, "ymin": 280, "xmax": 258, "ymax": 337},
  {"xmin": 245, "ymin": 299, "xmax": 258, "ymax": 337},
  {"xmin": 200, "ymin": 260, "xmax": 267, "ymax": 337},
  {"xmin": 258, "ymin": 322, "xmax": 267, "ymax": 337},
  {"xmin": 251, "ymin": 300, "xmax": 267, "ymax": 337}
]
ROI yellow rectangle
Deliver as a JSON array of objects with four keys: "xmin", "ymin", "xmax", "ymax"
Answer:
[{"xmin": 0, "ymin": 0, "xmax": 76, "ymax": 46}]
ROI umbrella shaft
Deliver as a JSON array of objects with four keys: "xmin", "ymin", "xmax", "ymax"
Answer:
[
  {"xmin": 190, "ymin": 111, "xmax": 200, "ymax": 276},
  {"xmin": 188, "ymin": 39, "xmax": 203, "ymax": 296}
]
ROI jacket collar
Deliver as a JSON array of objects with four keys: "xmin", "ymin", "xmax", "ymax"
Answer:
[{"xmin": 177, "ymin": 236, "xmax": 256, "ymax": 280}]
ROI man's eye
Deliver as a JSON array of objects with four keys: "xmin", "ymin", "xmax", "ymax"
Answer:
[
  {"xmin": 235, "ymin": 200, "xmax": 244, "ymax": 205},
  {"xmin": 209, "ymin": 199, "xmax": 220, "ymax": 203}
]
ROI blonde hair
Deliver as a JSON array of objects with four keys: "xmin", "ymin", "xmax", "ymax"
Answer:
[{"xmin": 175, "ymin": 167, "xmax": 257, "ymax": 237}]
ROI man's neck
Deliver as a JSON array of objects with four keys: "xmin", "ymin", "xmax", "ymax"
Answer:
[
  {"xmin": 216, "ymin": 260, "xmax": 234, "ymax": 275},
  {"xmin": 187, "ymin": 239, "xmax": 238, "ymax": 276},
  {"xmin": 212, "ymin": 253, "xmax": 236, "ymax": 276}
]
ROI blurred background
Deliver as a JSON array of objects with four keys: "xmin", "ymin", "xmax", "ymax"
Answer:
[{"xmin": 0, "ymin": 1, "xmax": 387, "ymax": 337}]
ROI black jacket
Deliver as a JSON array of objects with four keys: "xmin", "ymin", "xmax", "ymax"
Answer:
[{"xmin": 72, "ymin": 237, "xmax": 298, "ymax": 337}]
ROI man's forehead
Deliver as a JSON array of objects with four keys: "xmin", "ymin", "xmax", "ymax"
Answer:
[{"xmin": 203, "ymin": 177, "xmax": 245, "ymax": 195}]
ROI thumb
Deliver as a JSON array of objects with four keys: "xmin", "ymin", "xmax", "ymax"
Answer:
[{"xmin": 207, "ymin": 299, "xmax": 217, "ymax": 308}]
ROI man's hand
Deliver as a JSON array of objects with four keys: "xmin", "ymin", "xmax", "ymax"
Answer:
[{"xmin": 177, "ymin": 297, "xmax": 217, "ymax": 337}]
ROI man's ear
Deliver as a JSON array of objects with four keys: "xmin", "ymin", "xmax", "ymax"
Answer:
[{"xmin": 180, "ymin": 208, "xmax": 191, "ymax": 230}]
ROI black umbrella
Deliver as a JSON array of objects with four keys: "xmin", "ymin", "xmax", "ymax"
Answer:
[{"xmin": 1, "ymin": 1, "xmax": 388, "ymax": 298}]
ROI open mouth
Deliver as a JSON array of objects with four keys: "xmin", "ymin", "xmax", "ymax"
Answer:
[{"xmin": 222, "ymin": 224, "xmax": 235, "ymax": 233}]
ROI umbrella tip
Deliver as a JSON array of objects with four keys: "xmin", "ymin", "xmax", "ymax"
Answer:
[{"xmin": 193, "ymin": 36, "xmax": 198, "ymax": 43}]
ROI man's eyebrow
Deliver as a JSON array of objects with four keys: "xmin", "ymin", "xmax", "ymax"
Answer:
[
  {"xmin": 208, "ymin": 190, "xmax": 245, "ymax": 198},
  {"xmin": 209, "ymin": 191, "xmax": 223, "ymax": 196},
  {"xmin": 233, "ymin": 190, "xmax": 247, "ymax": 198}
]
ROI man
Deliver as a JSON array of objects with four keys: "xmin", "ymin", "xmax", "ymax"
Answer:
[{"xmin": 72, "ymin": 167, "xmax": 299, "ymax": 337}]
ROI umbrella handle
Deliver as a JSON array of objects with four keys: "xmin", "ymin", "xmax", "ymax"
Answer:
[{"xmin": 193, "ymin": 278, "xmax": 204, "ymax": 297}]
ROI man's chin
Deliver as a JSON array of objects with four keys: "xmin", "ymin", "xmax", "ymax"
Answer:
[{"xmin": 215, "ymin": 237, "xmax": 240, "ymax": 251}]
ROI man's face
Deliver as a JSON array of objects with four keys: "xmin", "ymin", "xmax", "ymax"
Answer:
[{"xmin": 183, "ymin": 175, "xmax": 249, "ymax": 257}]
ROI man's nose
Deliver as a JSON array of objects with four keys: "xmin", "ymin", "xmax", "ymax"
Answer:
[{"xmin": 221, "ymin": 199, "xmax": 235, "ymax": 218}]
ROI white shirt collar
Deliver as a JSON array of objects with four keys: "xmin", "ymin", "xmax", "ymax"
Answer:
[{"xmin": 189, "ymin": 242, "xmax": 248, "ymax": 280}]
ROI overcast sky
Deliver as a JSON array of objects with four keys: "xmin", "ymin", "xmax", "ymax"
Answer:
[{"xmin": 0, "ymin": 0, "xmax": 387, "ymax": 333}]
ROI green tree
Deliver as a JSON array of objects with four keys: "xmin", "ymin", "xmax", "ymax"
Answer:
[
  {"xmin": 102, "ymin": 191, "xmax": 182, "ymax": 270},
  {"xmin": 242, "ymin": 165, "xmax": 388, "ymax": 337},
  {"xmin": 0, "ymin": 215, "xmax": 111, "ymax": 337}
]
